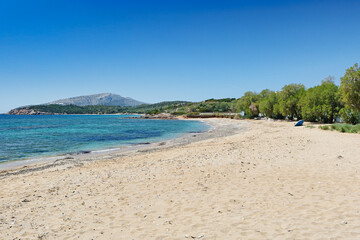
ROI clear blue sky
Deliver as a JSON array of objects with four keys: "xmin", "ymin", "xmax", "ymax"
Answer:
[{"xmin": 1, "ymin": 0, "xmax": 359, "ymax": 113}]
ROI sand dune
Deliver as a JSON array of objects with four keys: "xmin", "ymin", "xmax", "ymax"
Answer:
[{"xmin": 1, "ymin": 119, "xmax": 360, "ymax": 239}]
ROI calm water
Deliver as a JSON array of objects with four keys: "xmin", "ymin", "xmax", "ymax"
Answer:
[{"xmin": 0, "ymin": 115, "xmax": 209, "ymax": 163}]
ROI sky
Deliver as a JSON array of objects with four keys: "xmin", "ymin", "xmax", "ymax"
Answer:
[{"xmin": 0, "ymin": 0, "xmax": 359, "ymax": 113}]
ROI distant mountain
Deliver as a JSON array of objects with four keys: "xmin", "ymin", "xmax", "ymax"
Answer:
[
  {"xmin": 7, "ymin": 100, "xmax": 191, "ymax": 115},
  {"xmin": 46, "ymin": 93, "xmax": 145, "ymax": 107}
]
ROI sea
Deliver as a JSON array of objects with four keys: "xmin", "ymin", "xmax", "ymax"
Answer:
[{"xmin": 0, "ymin": 114, "xmax": 209, "ymax": 163}]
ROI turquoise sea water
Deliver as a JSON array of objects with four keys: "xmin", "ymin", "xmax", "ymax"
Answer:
[{"xmin": 0, "ymin": 115, "xmax": 209, "ymax": 163}]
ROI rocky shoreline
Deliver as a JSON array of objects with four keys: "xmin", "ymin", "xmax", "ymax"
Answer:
[
  {"xmin": 6, "ymin": 110, "xmax": 182, "ymax": 120},
  {"xmin": 6, "ymin": 110, "xmax": 179, "ymax": 119},
  {"xmin": 7, "ymin": 108, "xmax": 55, "ymax": 115}
]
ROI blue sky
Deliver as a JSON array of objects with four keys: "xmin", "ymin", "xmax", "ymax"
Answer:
[{"xmin": 0, "ymin": 0, "xmax": 359, "ymax": 113}]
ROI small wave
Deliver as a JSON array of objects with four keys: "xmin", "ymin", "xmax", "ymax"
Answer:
[{"xmin": 91, "ymin": 148, "xmax": 121, "ymax": 153}]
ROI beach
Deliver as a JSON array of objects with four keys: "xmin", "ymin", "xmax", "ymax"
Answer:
[{"xmin": 1, "ymin": 118, "xmax": 360, "ymax": 239}]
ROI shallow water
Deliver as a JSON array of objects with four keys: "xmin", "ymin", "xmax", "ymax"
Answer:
[{"xmin": 0, "ymin": 115, "xmax": 209, "ymax": 163}]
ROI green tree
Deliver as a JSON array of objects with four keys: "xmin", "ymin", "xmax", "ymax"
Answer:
[
  {"xmin": 339, "ymin": 63, "xmax": 360, "ymax": 111},
  {"xmin": 338, "ymin": 63, "xmax": 360, "ymax": 124},
  {"xmin": 237, "ymin": 91, "xmax": 260, "ymax": 117},
  {"xmin": 339, "ymin": 108, "xmax": 360, "ymax": 124},
  {"xmin": 259, "ymin": 89, "xmax": 272, "ymax": 98},
  {"xmin": 278, "ymin": 84, "xmax": 305, "ymax": 120},
  {"xmin": 259, "ymin": 91, "xmax": 283, "ymax": 118},
  {"xmin": 217, "ymin": 102, "xmax": 230, "ymax": 112},
  {"xmin": 299, "ymin": 77, "xmax": 339, "ymax": 123}
]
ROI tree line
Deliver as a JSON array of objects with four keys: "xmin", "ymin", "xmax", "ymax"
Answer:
[{"xmin": 235, "ymin": 63, "xmax": 360, "ymax": 124}]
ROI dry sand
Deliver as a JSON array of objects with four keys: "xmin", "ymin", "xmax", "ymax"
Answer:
[{"xmin": 1, "ymin": 119, "xmax": 360, "ymax": 239}]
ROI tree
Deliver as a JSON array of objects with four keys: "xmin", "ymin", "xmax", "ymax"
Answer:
[
  {"xmin": 237, "ymin": 91, "xmax": 260, "ymax": 117},
  {"xmin": 339, "ymin": 108, "xmax": 360, "ymax": 125},
  {"xmin": 278, "ymin": 84, "xmax": 305, "ymax": 120},
  {"xmin": 299, "ymin": 77, "xmax": 339, "ymax": 123},
  {"xmin": 258, "ymin": 91, "xmax": 284, "ymax": 119},
  {"xmin": 338, "ymin": 63, "xmax": 360, "ymax": 124},
  {"xmin": 339, "ymin": 63, "xmax": 360, "ymax": 109},
  {"xmin": 258, "ymin": 90, "xmax": 281, "ymax": 118},
  {"xmin": 259, "ymin": 89, "xmax": 272, "ymax": 98}
]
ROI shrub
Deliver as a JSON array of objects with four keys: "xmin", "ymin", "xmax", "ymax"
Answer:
[
  {"xmin": 234, "ymin": 114, "xmax": 242, "ymax": 120},
  {"xmin": 326, "ymin": 123, "xmax": 360, "ymax": 133},
  {"xmin": 320, "ymin": 125, "xmax": 330, "ymax": 130},
  {"xmin": 186, "ymin": 112, "xmax": 200, "ymax": 118},
  {"xmin": 146, "ymin": 109, "xmax": 161, "ymax": 114},
  {"xmin": 172, "ymin": 111, "xmax": 187, "ymax": 116}
]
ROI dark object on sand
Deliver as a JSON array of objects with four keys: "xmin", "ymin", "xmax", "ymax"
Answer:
[{"xmin": 294, "ymin": 120, "xmax": 304, "ymax": 127}]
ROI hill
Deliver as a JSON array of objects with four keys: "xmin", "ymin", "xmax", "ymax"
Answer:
[
  {"xmin": 46, "ymin": 93, "xmax": 145, "ymax": 107},
  {"xmin": 7, "ymin": 101, "xmax": 192, "ymax": 115}
]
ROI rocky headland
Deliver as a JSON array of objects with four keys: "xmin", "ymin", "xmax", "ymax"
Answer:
[{"xmin": 7, "ymin": 108, "xmax": 53, "ymax": 115}]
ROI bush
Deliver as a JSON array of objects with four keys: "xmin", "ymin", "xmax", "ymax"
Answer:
[
  {"xmin": 186, "ymin": 112, "xmax": 200, "ymax": 118},
  {"xmin": 146, "ymin": 109, "xmax": 161, "ymax": 114},
  {"xmin": 324, "ymin": 123, "xmax": 360, "ymax": 133},
  {"xmin": 234, "ymin": 114, "xmax": 242, "ymax": 120},
  {"xmin": 172, "ymin": 111, "xmax": 187, "ymax": 116},
  {"xmin": 320, "ymin": 125, "xmax": 330, "ymax": 130}
]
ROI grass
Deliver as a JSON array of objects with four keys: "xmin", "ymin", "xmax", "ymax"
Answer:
[
  {"xmin": 319, "ymin": 123, "xmax": 360, "ymax": 134},
  {"xmin": 306, "ymin": 125, "xmax": 315, "ymax": 128}
]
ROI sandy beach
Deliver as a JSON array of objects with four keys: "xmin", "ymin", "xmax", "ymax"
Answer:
[{"xmin": 1, "ymin": 118, "xmax": 360, "ymax": 239}]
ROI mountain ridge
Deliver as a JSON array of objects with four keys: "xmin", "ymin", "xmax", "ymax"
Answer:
[{"xmin": 46, "ymin": 93, "xmax": 146, "ymax": 107}]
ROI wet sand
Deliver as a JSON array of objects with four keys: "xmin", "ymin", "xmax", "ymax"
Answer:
[{"xmin": 1, "ymin": 119, "xmax": 360, "ymax": 239}]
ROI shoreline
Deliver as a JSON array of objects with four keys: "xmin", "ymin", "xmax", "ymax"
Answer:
[{"xmin": 0, "ymin": 118, "xmax": 246, "ymax": 175}]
